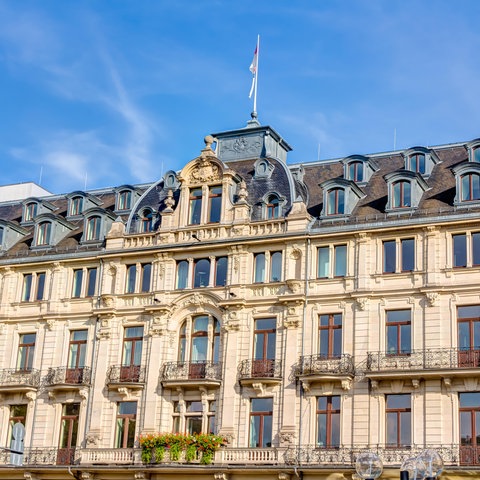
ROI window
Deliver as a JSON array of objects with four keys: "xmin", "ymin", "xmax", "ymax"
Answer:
[
  {"xmin": 408, "ymin": 153, "xmax": 426, "ymax": 174},
  {"xmin": 383, "ymin": 238, "xmax": 415, "ymax": 273},
  {"xmin": 457, "ymin": 306, "xmax": 480, "ymax": 368},
  {"xmin": 386, "ymin": 394, "xmax": 411, "ymax": 447},
  {"xmin": 392, "ymin": 181, "xmax": 411, "ymax": 208},
  {"xmin": 194, "ymin": 258, "xmax": 210, "ymax": 288},
  {"xmin": 37, "ymin": 221, "xmax": 51, "ymax": 246},
  {"xmin": 348, "ymin": 161, "xmax": 364, "ymax": 182},
  {"xmin": 67, "ymin": 330, "xmax": 87, "ymax": 382},
  {"xmin": 189, "ymin": 188, "xmax": 202, "ymax": 225},
  {"xmin": 176, "ymin": 260, "xmax": 189, "ymax": 289},
  {"xmin": 249, "ymin": 398, "xmax": 273, "ymax": 447},
  {"xmin": 254, "ymin": 252, "xmax": 283, "ymax": 283},
  {"xmin": 266, "ymin": 195, "xmax": 281, "ymax": 219},
  {"xmin": 453, "ymin": 232, "xmax": 480, "ymax": 268},
  {"xmin": 474, "ymin": 147, "xmax": 480, "ymax": 163},
  {"xmin": 386, "ymin": 310, "xmax": 411, "ymax": 355},
  {"xmin": 115, "ymin": 401, "xmax": 137, "ymax": 448},
  {"xmin": 208, "ymin": 186, "xmax": 222, "ymax": 223},
  {"xmin": 8, "ymin": 404, "xmax": 27, "ymax": 460},
  {"xmin": 178, "ymin": 315, "xmax": 220, "ymax": 376},
  {"xmin": 460, "ymin": 392, "xmax": 480, "ymax": 460},
  {"xmin": 58, "ymin": 403, "xmax": 80, "ymax": 463},
  {"xmin": 461, "ymin": 173, "xmax": 480, "ymax": 202},
  {"xmin": 22, "ymin": 274, "xmax": 32, "ymax": 302},
  {"xmin": 317, "ymin": 396, "xmax": 340, "ymax": 447},
  {"xmin": 86, "ymin": 268, "xmax": 97, "ymax": 297},
  {"xmin": 22, "ymin": 272, "xmax": 46, "ymax": 302},
  {"xmin": 117, "ymin": 190, "xmax": 132, "ymax": 210},
  {"xmin": 85, "ymin": 216, "xmax": 101, "ymax": 241},
  {"xmin": 254, "ymin": 253, "xmax": 266, "ymax": 283},
  {"xmin": 72, "ymin": 269, "xmax": 83, "ymax": 298},
  {"xmin": 326, "ymin": 188, "xmax": 345, "ymax": 215},
  {"xmin": 70, "ymin": 197, "xmax": 83, "ymax": 216},
  {"xmin": 140, "ymin": 208, "xmax": 154, "ymax": 233},
  {"xmin": 141, "ymin": 263, "xmax": 151, "ymax": 292},
  {"xmin": 215, "ymin": 257, "xmax": 227, "ymax": 286},
  {"xmin": 270, "ymin": 252, "xmax": 282, "ymax": 282},
  {"xmin": 253, "ymin": 318, "xmax": 276, "ymax": 377},
  {"xmin": 121, "ymin": 326, "xmax": 143, "ymax": 381},
  {"xmin": 125, "ymin": 265, "xmax": 136, "ymax": 294},
  {"xmin": 317, "ymin": 245, "xmax": 347, "ymax": 278},
  {"xmin": 17, "ymin": 333, "xmax": 36, "ymax": 371},
  {"xmin": 172, "ymin": 399, "xmax": 216, "ymax": 434},
  {"xmin": 319, "ymin": 314, "xmax": 342, "ymax": 359},
  {"xmin": 36, "ymin": 273, "xmax": 45, "ymax": 300},
  {"xmin": 24, "ymin": 202, "xmax": 37, "ymax": 222}
]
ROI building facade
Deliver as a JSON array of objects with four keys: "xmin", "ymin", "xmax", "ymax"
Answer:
[{"xmin": 0, "ymin": 118, "xmax": 480, "ymax": 479}]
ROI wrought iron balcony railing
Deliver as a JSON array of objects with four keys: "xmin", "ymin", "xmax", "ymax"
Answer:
[
  {"xmin": 161, "ymin": 361, "xmax": 222, "ymax": 382},
  {"xmin": 0, "ymin": 368, "xmax": 40, "ymax": 388},
  {"xmin": 0, "ymin": 447, "xmax": 77, "ymax": 466},
  {"xmin": 237, "ymin": 359, "xmax": 282, "ymax": 380},
  {"xmin": 106, "ymin": 365, "xmax": 146, "ymax": 384},
  {"xmin": 295, "ymin": 354, "xmax": 355, "ymax": 377},
  {"xmin": 366, "ymin": 347, "xmax": 480, "ymax": 372},
  {"xmin": 44, "ymin": 366, "xmax": 92, "ymax": 387}
]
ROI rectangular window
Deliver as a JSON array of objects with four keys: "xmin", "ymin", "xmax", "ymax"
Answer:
[
  {"xmin": 254, "ymin": 253, "xmax": 266, "ymax": 283},
  {"xmin": 319, "ymin": 314, "xmax": 342, "ymax": 358},
  {"xmin": 457, "ymin": 305, "xmax": 480, "ymax": 368},
  {"xmin": 194, "ymin": 258, "xmax": 210, "ymax": 288},
  {"xmin": 189, "ymin": 188, "xmax": 202, "ymax": 225},
  {"xmin": 386, "ymin": 310, "xmax": 411, "ymax": 355},
  {"xmin": 121, "ymin": 326, "xmax": 143, "ymax": 382},
  {"xmin": 317, "ymin": 245, "xmax": 347, "ymax": 278},
  {"xmin": 176, "ymin": 260, "xmax": 189, "ymax": 289},
  {"xmin": 383, "ymin": 239, "xmax": 415, "ymax": 273},
  {"xmin": 22, "ymin": 274, "xmax": 32, "ymax": 302},
  {"xmin": 140, "ymin": 263, "xmax": 152, "ymax": 292},
  {"xmin": 270, "ymin": 252, "xmax": 282, "ymax": 282},
  {"xmin": 454, "ymin": 234, "xmax": 467, "ymax": 268},
  {"xmin": 386, "ymin": 394, "xmax": 411, "ymax": 447},
  {"xmin": 253, "ymin": 318, "xmax": 276, "ymax": 377},
  {"xmin": 215, "ymin": 257, "xmax": 228, "ymax": 286},
  {"xmin": 35, "ymin": 272, "xmax": 45, "ymax": 300},
  {"xmin": 186, "ymin": 401, "xmax": 203, "ymax": 435},
  {"xmin": 317, "ymin": 396, "xmax": 340, "ymax": 447},
  {"xmin": 208, "ymin": 186, "xmax": 222, "ymax": 223},
  {"xmin": 383, "ymin": 240, "xmax": 396, "ymax": 273},
  {"xmin": 401, "ymin": 239, "xmax": 415, "ymax": 271},
  {"xmin": 115, "ymin": 401, "xmax": 137, "ymax": 448},
  {"xmin": 125, "ymin": 265, "xmax": 136, "ymax": 294},
  {"xmin": 460, "ymin": 392, "xmax": 480, "ymax": 459},
  {"xmin": 453, "ymin": 232, "xmax": 480, "ymax": 268},
  {"xmin": 68, "ymin": 330, "xmax": 88, "ymax": 370},
  {"xmin": 86, "ymin": 268, "xmax": 97, "ymax": 297},
  {"xmin": 17, "ymin": 333, "xmax": 36, "ymax": 371},
  {"xmin": 8, "ymin": 404, "xmax": 27, "ymax": 459},
  {"xmin": 58, "ymin": 403, "xmax": 80, "ymax": 464},
  {"xmin": 249, "ymin": 398, "xmax": 273, "ymax": 447},
  {"xmin": 72, "ymin": 269, "xmax": 83, "ymax": 298}
]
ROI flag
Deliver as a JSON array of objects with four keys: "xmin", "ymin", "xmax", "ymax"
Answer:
[{"xmin": 249, "ymin": 43, "xmax": 258, "ymax": 98}]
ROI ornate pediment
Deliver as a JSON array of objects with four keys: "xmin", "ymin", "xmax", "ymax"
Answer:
[{"xmin": 188, "ymin": 158, "xmax": 221, "ymax": 184}]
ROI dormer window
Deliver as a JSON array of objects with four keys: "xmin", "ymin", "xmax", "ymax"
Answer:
[
  {"xmin": 474, "ymin": 147, "xmax": 480, "ymax": 163},
  {"xmin": 452, "ymin": 162, "xmax": 480, "ymax": 207},
  {"xmin": 70, "ymin": 196, "xmax": 83, "ymax": 216},
  {"xmin": 254, "ymin": 158, "xmax": 274, "ymax": 179},
  {"xmin": 85, "ymin": 215, "xmax": 101, "ymax": 241},
  {"xmin": 37, "ymin": 221, "xmax": 52, "ymax": 246},
  {"xmin": 140, "ymin": 208, "xmax": 154, "ymax": 233},
  {"xmin": 392, "ymin": 181, "xmax": 411, "ymax": 208},
  {"xmin": 407, "ymin": 154, "xmax": 425, "ymax": 174},
  {"xmin": 267, "ymin": 195, "xmax": 280, "ymax": 219},
  {"xmin": 24, "ymin": 202, "xmax": 38, "ymax": 222},
  {"xmin": 461, "ymin": 173, "xmax": 480, "ymax": 202},
  {"xmin": 327, "ymin": 188, "xmax": 345, "ymax": 215},
  {"xmin": 117, "ymin": 190, "xmax": 132, "ymax": 210},
  {"xmin": 348, "ymin": 162, "xmax": 364, "ymax": 182},
  {"xmin": 342, "ymin": 155, "xmax": 377, "ymax": 184}
]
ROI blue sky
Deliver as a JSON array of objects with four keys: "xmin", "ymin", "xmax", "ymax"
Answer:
[{"xmin": 1, "ymin": 0, "xmax": 479, "ymax": 194}]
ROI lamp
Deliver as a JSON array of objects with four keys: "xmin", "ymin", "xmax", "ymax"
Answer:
[
  {"xmin": 416, "ymin": 449, "xmax": 444, "ymax": 480},
  {"xmin": 355, "ymin": 452, "xmax": 383, "ymax": 480},
  {"xmin": 400, "ymin": 456, "xmax": 426, "ymax": 480}
]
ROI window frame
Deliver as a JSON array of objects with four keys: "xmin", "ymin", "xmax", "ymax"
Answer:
[
  {"xmin": 392, "ymin": 180, "xmax": 411, "ymax": 209},
  {"xmin": 115, "ymin": 401, "xmax": 137, "ymax": 448},
  {"xmin": 249, "ymin": 398, "xmax": 273, "ymax": 448},
  {"xmin": 207, "ymin": 185, "xmax": 222, "ymax": 223},
  {"xmin": 382, "ymin": 238, "xmax": 415, "ymax": 273},
  {"xmin": 36, "ymin": 221, "xmax": 52, "ymax": 246},
  {"xmin": 452, "ymin": 232, "xmax": 480, "ymax": 268},
  {"xmin": 17, "ymin": 333, "xmax": 36, "ymax": 372},
  {"xmin": 85, "ymin": 216, "xmax": 102, "ymax": 241},
  {"xmin": 316, "ymin": 395, "xmax": 341, "ymax": 447},
  {"xmin": 326, "ymin": 188, "xmax": 345, "ymax": 215},
  {"xmin": 385, "ymin": 394, "xmax": 411, "ymax": 447},
  {"xmin": 386, "ymin": 310, "xmax": 411, "ymax": 355},
  {"xmin": 317, "ymin": 244, "xmax": 347, "ymax": 279},
  {"xmin": 318, "ymin": 313, "xmax": 342, "ymax": 359}
]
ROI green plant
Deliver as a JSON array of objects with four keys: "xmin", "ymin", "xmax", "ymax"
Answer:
[
  {"xmin": 186, "ymin": 443, "xmax": 197, "ymax": 462},
  {"xmin": 154, "ymin": 445, "xmax": 165, "ymax": 462}
]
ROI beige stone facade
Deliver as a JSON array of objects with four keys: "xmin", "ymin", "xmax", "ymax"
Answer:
[{"xmin": 1, "ymin": 123, "xmax": 480, "ymax": 479}]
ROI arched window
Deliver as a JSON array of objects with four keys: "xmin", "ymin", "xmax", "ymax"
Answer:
[
  {"xmin": 266, "ymin": 195, "xmax": 280, "ymax": 219},
  {"xmin": 70, "ymin": 197, "xmax": 83, "ymax": 216},
  {"xmin": 409, "ymin": 154, "xmax": 426, "ymax": 174},
  {"xmin": 474, "ymin": 147, "xmax": 480, "ymax": 163},
  {"xmin": 37, "ymin": 222, "xmax": 51, "ymax": 246},
  {"xmin": 85, "ymin": 216, "xmax": 101, "ymax": 241},
  {"xmin": 140, "ymin": 209, "xmax": 154, "ymax": 233},
  {"xmin": 24, "ymin": 202, "xmax": 38, "ymax": 222},
  {"xmin": 178, "ymin": 315, "xmax": 221, "ymax": 375},
  {"xmin": 461, "ymin": 173, "xmax": 480, "ymax": 201},
  {"xmin": 194, "ymin": 258, "xmax": 210, "ymax": 288},
  {"xmin": 327, "ymin": 188, "xmax": 345, "ymax": 215},
  {"xmin": 392, "ymin": 181, "xmax": 411, "ymax": 208},
  {"xmin": 348, "ymin": 161, "xmax": 364, "ymax": 182},
  {"xmin": 118, "ymin": 190, "xmax": 132, "ymax": 210}
]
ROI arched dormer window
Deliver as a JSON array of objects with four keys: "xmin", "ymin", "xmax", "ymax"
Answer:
[
  {"xmin": 320, "ymin": 179, "xmax": 365, "ymax": 218},
  {"xmin": 36, "ymin": 221, "xmax": 52, "ymax": 246},
  {"xmin": 384, "ymin": 170, "xmax": 429, "ymax": 213},
  {"xmin": 24, "ymin": 202, "xmax": 38, "ymax": 222},
  {"xmin": 452, "ymin": 161, "xmax": 480, "ymax": 207},
  {"xmin": 403, "ymin": 147, "xmax": 440, "ymax": 177},
  {"xmin": 474, "ymin": 147, "xmax": 480, "ymax": 163},
  {"xmin": 348, "ymin": 161, "xmax": 364, "ymax": 182},
  {"xmin": 21, "ymin": 198, "xmax": 56, "ymax": 224},
  {"xmin": 85, "ymin": 215, "xmax": 102, "ymax": 241},
  {"xmin": 327, "ymin": 188, "xmax": 345, "ymax": 215},
  {"xmin": 117, "ymin": 190, "xmax": 132, "ymax": 211},
  {"xmin": 267, "ymin": 195, "xmax": 280, "ymax": 219},
  {"xmin": 70, "ymin": 196, "xmax": 83, "ymax": 216},
  {"xmin": 140, "ymin": 208, "xmax": 154, "ymax": 233},
  {"xmin": 466, "ymin": 139, "xmax": 480, "ymax": 163},
  {"xmin": 342, "ymin": 155, "xmax": 377, "ymax": 184}
]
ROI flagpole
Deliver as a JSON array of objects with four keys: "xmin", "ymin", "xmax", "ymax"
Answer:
[{"xmin": 253, "ymin": 35, "xmax": 260, "ymax": 117}]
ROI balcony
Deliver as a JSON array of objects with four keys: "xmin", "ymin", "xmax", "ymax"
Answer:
[
  {"xmin": 0, "ymin": 368, "xmax": 40, "ymax": 393},
  {"xmin": 0, "ymin": 447, "xmax": 77, "ymax": 466},
  {"xmin": 106, "ymin": 365, "xmax": 146, "ymax": 392},
  {"xmin": 160, "ymin": 361, "xmax": 222, "ymax": 389},
  {"xmin": 365, "ymin": 347, "xmax": 480, "ymax": 381},
  {"xmin": 44, "ymin": 366, "xmax": 91, "ymax": 391},
  {"xmin": 238, "ymin": 359, "xmax": 282, "ymax": 391},
  {"xmin": 295, "ymin": 354, "xmax": 354, "ymax": 391}
]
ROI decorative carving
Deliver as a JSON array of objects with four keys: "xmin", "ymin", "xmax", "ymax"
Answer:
[
  {"xmin": 107, "ymin": 218, "xmax": 125, "ymax": 237},
  {"xmin": 279, "ymin": 473, "xmax": 291, "ymax": 480},
  {"xmin": 370, "ymin": 380, "xmax": 379, "ymax": 391},
  {"xmin": 301, "ymin": 380, "xmax": 311, "ymax": 393},
  {"xmin": 279, "ymin": 431, "xmax": 296, "ymax": 444},
  {"xmin": 284, "ymin": 317, "xmax": 300, "ymax": 329},
  {"xmin": 356, "ymin": 297, "xmax": 369, "ymax": 311},
  {"xmin": 286, "ymin": 279, "xmax": 302, "ymax": 294},
  {"xmin": 48, "ymin": 391, "xmax": 56, "ymax": 402},
  {"xmin": 164, "ymin": 189, "xmax": 175, "ymax": 212},
  {"xmin": 425, "ymin": 292, "xmax": 439, "ymax": 307},
  {"xmin": 189, "ymin": 158, "xmax": 220, "ymax": 184},
  {"xmin": 411, "ymin": 379, "xmax": 420, "ymax": 389},
  {"xmin": 252, "ymin": 382, "xmax": 266, "ymax": 396},
  {"xmin": 341, "ymin": 378, "xmax": 352, "ymax": 391},
  {"xmin": 25, "ymin": 392, "xmax": 36, "ymax": 405},
  {"xmin": 79, "ymin": 388, "xmax": 89, "ymax": 405},
  {"xmin": 45, "ymin": 319, "xmax": 56, "ymax": 331},
  {"xmin": 237, "ymin": 180, "xmax": 248, "ymax": 204},
  {"xmin": 24, "ymin": 473, "xmax": 38, "ymax": 480},
  {"xmin": 0, "ymin": 323, "xmax": 6, "ymax": 335},
  {"xmin": 86, "ymin": 431, "xmax": 102, "ymax": 446},
  {"xmin": 134, "ymin": 473, "xmax": 149, "ymax": 480},
  {"xmin": 214, "ymin": 473, "xmax": 229, "ymax": 480},
  {"xmin": 81, "ymin": 473, "xmax": 95, "ymax": 480},
  {"xmin": 289, "ymin": 245, "xmax": 301, "ymax": 260}
]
